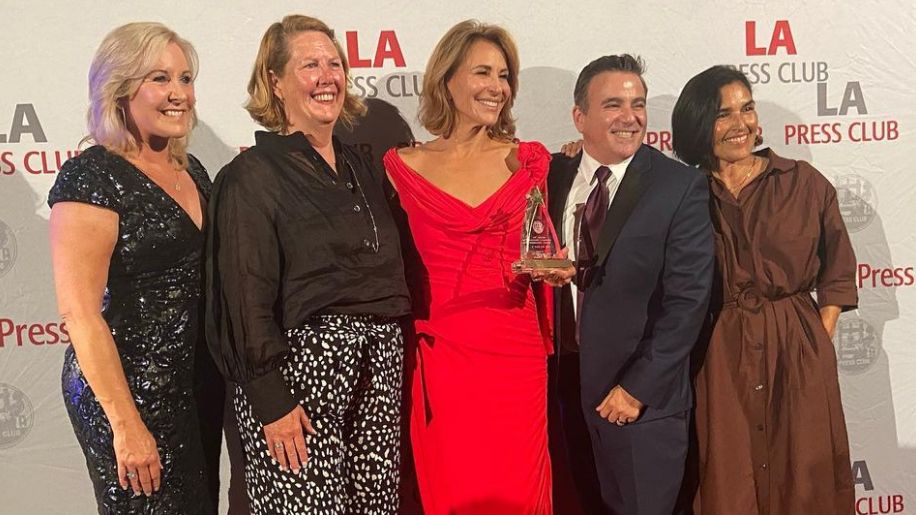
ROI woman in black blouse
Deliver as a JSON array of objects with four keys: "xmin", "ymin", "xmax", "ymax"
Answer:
[{"xmin": 206, "ymin": 14, "xmax": 410, "ymax": 514}]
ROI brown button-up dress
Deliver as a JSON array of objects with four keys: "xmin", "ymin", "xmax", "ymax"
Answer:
[{"xmin": 691, "ymin": 149, "xmax": 857, "ymax": 515}]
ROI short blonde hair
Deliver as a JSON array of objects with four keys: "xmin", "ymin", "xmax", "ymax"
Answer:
[
  {"xmin": 86, "ymin": 22, "xmax": 198, "ymax": 169},
  {"xmin": 419, "ymin": 20, "xmax": 519, "ymax": 140},
  {"xmin": 246, "ymin": 15, "xmax": 366, "ymax": 132}
]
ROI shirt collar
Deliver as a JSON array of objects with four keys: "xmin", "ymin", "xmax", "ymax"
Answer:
[
  {"xmin": 703, "ymin": 147, "xmax": 795, "ymax": 181},
  {"xmin": 578, "ymin": 148, "xmax": 634, "ymax": 185},
  {"xmin": 760, "ymin": 148, "xmax": 795, "ymax": 174},
  {"xmin": 254, "ymin": 130, "xmax": 342, "ymax": 155}
]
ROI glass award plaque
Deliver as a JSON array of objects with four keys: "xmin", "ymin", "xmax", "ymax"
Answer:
[{"xmin": 511, "ymin": 186, "xmax": 573, "ymax": 274}]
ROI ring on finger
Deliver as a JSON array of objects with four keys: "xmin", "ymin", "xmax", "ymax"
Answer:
[
  {"xmin": 126, "ymin": 470, "xmax": 137, "ymax": 479},
  {"xmin": 274, "ymin": 442, "xmax": 284, "ymax": 451}
]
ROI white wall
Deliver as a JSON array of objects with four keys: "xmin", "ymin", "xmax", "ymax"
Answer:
[{"xmin": 1, "ymin": 1, "xmax": 913, "ymax": 513}]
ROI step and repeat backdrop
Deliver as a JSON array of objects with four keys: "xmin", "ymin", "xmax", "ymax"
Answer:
[{"xmin": 1, "ymin": 0, "xmax": 914, "ymax": 513}]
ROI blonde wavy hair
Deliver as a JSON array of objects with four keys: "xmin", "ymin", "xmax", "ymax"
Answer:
[
  {"xmin": 245, "ymin": 15, "xmax": 366, "ymax": 132},
  {"xmin": 419, "ymin": 20, "xmax": 519, "ymax": 140},
  {"xmin": 85, "ymin": 22, "xmax": 198, "ymax": 169}
]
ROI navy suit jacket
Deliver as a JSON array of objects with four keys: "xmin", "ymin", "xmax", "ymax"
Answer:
[{"xmin": 548, "ymin": 144, "xmax": 714, "ymax": 423}]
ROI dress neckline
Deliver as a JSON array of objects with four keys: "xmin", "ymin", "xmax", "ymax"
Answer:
[
  {"xmin": 389, "ymin": 143, "xmax": 527, "ymax": 211},
  {"xmin": 113, "ymin": 150, "xmax": 206, "ymax": 232}
]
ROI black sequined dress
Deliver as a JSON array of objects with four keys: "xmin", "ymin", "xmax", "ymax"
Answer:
[{"xmin": 48, "ymin": 146, "xmax": 214, "ymax": 514}]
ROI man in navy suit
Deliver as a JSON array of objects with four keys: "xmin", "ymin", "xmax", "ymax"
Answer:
[{"xmin": 547, "ymin": 55, "xmax": 714, "ymax": 514}]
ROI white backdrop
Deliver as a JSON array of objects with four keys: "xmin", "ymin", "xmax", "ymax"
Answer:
[{"xmin": 1, "ymin": 1, "xmax": 914, "ymax": 513}]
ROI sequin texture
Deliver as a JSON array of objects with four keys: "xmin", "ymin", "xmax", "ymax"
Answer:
[{"xmin": 48, "ymin": 146, "xmax": 213, "ymax": 514}]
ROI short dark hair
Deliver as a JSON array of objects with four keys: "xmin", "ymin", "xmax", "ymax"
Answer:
[
  {"xmin": 671, "ymin": 65, "xmax": 760, "ymax": 171},
  {"xmin": 573, "ymin": 54, "xmax": 647, "ymax": 111}
]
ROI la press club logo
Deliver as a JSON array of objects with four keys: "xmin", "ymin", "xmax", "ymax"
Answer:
[
  {"xmin": 346, "ymin": 30, "xmax": 418, "ymax": 99},
  {"xmin": 853, "ymin": 460, "xmax": 906, "ymax": 515},
  {"xmin": 0, "ymin": 218, "xmax": 16, "ymax": 278},
  {"xmin": 0, "ymin": 104, "xmax": 81, "ymax": 177},
  {"xmin": 0, "ymin": 383, "xmax": 34, "ymax": 449},
  {"xmin": 834, "ymin": 316, "xmax": 880, "ymax": 374},
  {"xmin": 835, "ymin": 173, "xmax": 877, "ymax": 232},
  {"xmin": 738, "ymin": 21, "xmax": 899, "ymax": 146}
]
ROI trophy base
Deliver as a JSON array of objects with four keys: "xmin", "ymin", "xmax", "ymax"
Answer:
[{"xmin": 511, "ymin": 258, "xmax": 574, "ymax": 274}]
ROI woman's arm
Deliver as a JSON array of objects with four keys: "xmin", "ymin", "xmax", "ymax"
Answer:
[
  {"xmin": 813, "ymin": 165, "xmax": 858, "ymax": 320},
  {"xmin": 50, "ymin": 202, "xmax": 160, "ymax": 497},
  {"xmin": 819, "ymin": 305, "xmax": 842, "ymax": 338},
  {"xmin": 206, "ymin": 164, "xmax": 315, "ymax": 474}
]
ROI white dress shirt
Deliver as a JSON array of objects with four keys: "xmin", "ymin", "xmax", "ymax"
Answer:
[{"xmin": 562, "ymin": 149, "xmax": 633, "ymax": 317}]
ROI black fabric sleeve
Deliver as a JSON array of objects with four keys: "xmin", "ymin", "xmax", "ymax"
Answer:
[
  {"xmin": 205, "ymin": 159, "xmax": 297, "ymax": 424},
  {"xmin": 47, "ymin": 147, "xmax": 123, "ymax": 213}
]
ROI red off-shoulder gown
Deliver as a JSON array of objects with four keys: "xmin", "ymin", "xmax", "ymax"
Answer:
[{"xmin": 384, "ymin": 141, "xmax": 554, "ymax": 515}]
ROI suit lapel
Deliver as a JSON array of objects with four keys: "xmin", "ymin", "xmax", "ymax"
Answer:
[
  {"xmin": 594, "ymin": 145, "xmax": 654, "ymax": 266},
  {"xmin": 547, "ymin": 153, "xmax": 580, "ymax": 350},
  {"xmin": 547, "ymin": 153, "xmax": 581, "ymax": 243}
]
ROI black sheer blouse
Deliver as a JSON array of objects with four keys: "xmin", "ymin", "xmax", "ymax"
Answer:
[{"xmin": 206, "ymin": 131, "xmax": 410, "ymax": 423}]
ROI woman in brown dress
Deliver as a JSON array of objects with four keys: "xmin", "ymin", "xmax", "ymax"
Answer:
[{"xmin": 671, "ymin": 65, "xmax": 857, "ymax": 514}]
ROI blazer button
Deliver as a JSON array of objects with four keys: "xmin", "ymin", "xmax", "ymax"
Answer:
[{"xmin": 353, "ymin": 205, "xmax": 361, "ymax": 213}]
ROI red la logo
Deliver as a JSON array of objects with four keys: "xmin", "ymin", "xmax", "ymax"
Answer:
[
  {"xmin": 745, "ymin": 20, "xmax": 797, "ymax": 56},
  {"xmin": 345, "ymin": 31, "xmax": 406, "ymax": 68}
]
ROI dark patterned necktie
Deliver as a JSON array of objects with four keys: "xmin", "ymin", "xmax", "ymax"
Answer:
[{"xmin": 576, "ymin": 165, "xmax": 613, "ymax": 284}]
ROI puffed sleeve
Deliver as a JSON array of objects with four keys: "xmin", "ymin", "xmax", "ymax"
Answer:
[
  {"xmin": 812, "ymin": 164, "xmax": 858, "ymax": 311},
  {"xmin": 47, "ymin": 146, "xmax": 123, "ymax": 213},
  {"xmin": 205, "ymin": 156, "xmax": 296, "ymax": 424}
]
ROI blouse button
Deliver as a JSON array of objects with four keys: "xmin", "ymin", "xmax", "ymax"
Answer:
[
  {"xmin": 353, "ymin": 205, "xmax": 361, "ymax": 213},
  {"xmin": 754, "ymin": 384, "xmax": 764, "ymax": 391}
]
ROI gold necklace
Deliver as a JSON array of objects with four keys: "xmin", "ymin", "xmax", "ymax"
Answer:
[
  {"xmin": 720, "ymin": 157, "xmax": 761, "ymax": 196},
  {"xmin": 132, "ymin": 160, "xmax": 182, "ymax": 191},
  {"xmin": 728, "ymin": 168, "xmax": 754, "ymax": 196}
]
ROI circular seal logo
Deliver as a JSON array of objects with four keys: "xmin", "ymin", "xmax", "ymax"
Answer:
[
  {"xmin": 0, "ymin": 219, "xmax": 17, "ymax": 278},
  {"xmin": 834, "ymin": 317, "xmax": 880, "ymax": 374},
  {"xmin": 0, "ymin": 383, "xmax": 34, "ymax": 449},
  {"xmin": 834, "ymin": 174, "xmax": 877, "ymax": 232},
  {"xmin": 532, "ymin": 220, "xmax": 545, "ymax": 235}
]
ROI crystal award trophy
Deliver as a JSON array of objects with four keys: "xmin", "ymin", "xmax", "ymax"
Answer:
[{"xmin": 511, "ymin": 186, "xmax": 573, "ymax": 274}]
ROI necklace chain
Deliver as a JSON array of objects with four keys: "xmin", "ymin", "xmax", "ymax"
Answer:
[
  {"xmin": 729, "ymin": 167, "xmax": 754, "ymax": 195},
  {"xmin": 720, "ymin": 156, "xmax": 762, "ymax": 197},
  {"xmin": 132, "ymin": 160, "xmax": 183, "ymax": 191},
  {"xmin": 342, "ymin": 154, "xmax": 380, "ymax": 253}
]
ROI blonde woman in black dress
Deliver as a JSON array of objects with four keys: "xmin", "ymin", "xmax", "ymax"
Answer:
[{"xmin": 49, "ymin": 22, "xmax": 220, "ymax": 513}]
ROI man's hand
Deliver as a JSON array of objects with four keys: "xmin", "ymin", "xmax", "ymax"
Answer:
[{"xmin": 596, "ymin": 385, "xmax": 644, "ymax": 426}]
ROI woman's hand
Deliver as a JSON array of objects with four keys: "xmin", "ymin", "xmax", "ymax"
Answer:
[
  {"xmin": 113, "ymin": 418, "xmax": 161, "ymax": 496},
  {"xmin": 263, "ymin": 404, "xmax": 317, "ymax": 474},
  {"xmin": 531, "ymin": 248, "xmax": 576, "ymax": 287},
  {"xmin": 51, "ymin": 202, "xmax": 163, "ymax": 496},
  {"xmin": 560, "ymin": 140, "xmax": 584, "ymax": 158},
  {"xmin": 819, "ymin": 305, "xmax": 842, "ymax": 338}
]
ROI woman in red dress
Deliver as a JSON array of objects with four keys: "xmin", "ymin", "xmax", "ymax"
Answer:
[{"xmin": 383, "ymin": 20, "xmax": 573, "ymax": 515}]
